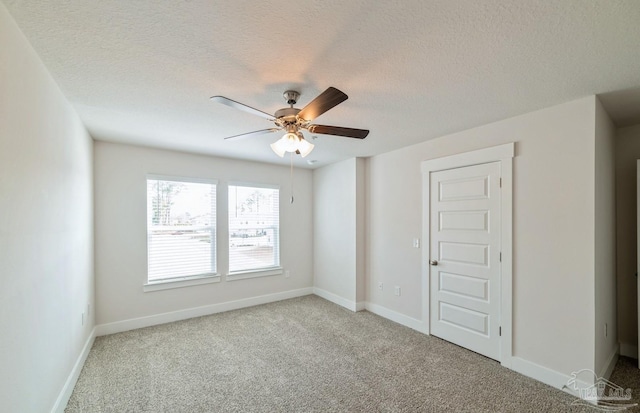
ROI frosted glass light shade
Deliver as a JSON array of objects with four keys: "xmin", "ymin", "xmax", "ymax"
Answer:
[
  {"xmin": 270, "ymin": 132, "xmax": 314, "ymax": 158},
  {"xmin": 270, "ymin": 139, "xmax": 287, "ymax": 157},
  {"xmin": 297, "ymin": 137, "xmax": 314, "ymax": 158},
  {"xmin": 270, "ymin": 132, "xmax": 296, "ymax": 157}
]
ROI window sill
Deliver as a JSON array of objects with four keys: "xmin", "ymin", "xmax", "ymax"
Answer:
[
  {"xmin": 143, "ymin": 274, "xmax": 221, "ymax": 292},
  {"xmin": 226, "ymin": 267, "xmax": 283, "ymax": 281}
]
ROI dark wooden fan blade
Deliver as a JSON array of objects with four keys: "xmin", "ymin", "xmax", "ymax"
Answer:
[
  {"xmin": 307, "ymin": 124, "xmax": 369, "ymax": 139},
  {"xmin": 210, "ymin": 96, "xmax": 274, "ymax": 120},
  {"xmin": 297, "ymin": 87, "xmax": 348, "ymax": 122},
  {"xmin": 223, "ymin": 128, "xmax": 280, "ymax": 140}
]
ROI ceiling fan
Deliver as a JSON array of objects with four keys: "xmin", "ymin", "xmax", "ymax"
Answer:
[{"xmin": 210, "ymin": 87, "xmax": 369, "ymax": 158}]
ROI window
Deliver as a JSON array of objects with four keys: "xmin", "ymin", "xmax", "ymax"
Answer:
[
  {"xmin": 228, "ymin": 184, "xmax": 280, "ymax": 274},
  {"xmin": 146, "ymin": 177, "xmax": 216, "ymax": 283}
]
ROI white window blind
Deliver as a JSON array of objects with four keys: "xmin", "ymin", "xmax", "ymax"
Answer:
[
  {"xmin": 147, "ymin": 177, "xmax": 216, "ymax": 282},
  {"xmin": 228, "ymin": 184, "xmax": 280, "ymax": 273}
]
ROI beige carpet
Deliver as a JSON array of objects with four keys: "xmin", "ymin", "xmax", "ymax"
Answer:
[{"xmin": 66, "ymin": 295, "xmax": 639, "ymax": 412}]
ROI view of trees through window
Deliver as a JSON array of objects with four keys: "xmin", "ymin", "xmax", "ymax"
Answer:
[
  {"xmin": 147, "ymin": 178, "xmax": 216, "ymax": 281},
  {"xmin": 228, "ymin": 185, "xmax": 279, "ymax": 272}
]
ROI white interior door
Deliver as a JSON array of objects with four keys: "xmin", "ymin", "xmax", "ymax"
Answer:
[{"xmin": 430, "ymin": 161, "xmax": 501, "ymax": 360}]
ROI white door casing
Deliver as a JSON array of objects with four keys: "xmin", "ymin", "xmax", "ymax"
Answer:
[
  {"xmin": 429, "ymin": 162, "xmax": 501, "ymax": 360},
  {"xmin": 421, "ymin": 143, "xmax": 514, "ymax": 367}
]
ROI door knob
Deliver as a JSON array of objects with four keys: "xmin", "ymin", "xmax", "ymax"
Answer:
[{"xmin": 429, "ymin": 260, "xmax": 438, "ymax": 266}]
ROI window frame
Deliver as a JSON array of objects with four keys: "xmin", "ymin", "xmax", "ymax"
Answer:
[
  {"xmin": 227, "ymin": 181, "xmax": 282, "ymax": 280},
  {"xmin": 144, "ymin": 174, "xmax": 219, "ymax": 292}
]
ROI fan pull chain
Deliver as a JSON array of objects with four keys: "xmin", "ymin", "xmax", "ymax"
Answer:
[{"xmin": 290, "ymin": 152, "xmax": 294, "ymax": 204}]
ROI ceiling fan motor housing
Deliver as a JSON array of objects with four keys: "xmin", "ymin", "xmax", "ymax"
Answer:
[
  {"xmin": 274, "ymin": 107, "xmax": 303, "ymax": 128},
  {"xmin": 276, "ymin": 91, "xmax": 304, "ymax": 129},
  {"xmin": 283, "ymin": 90, "xmax": 300, "ymax": 105}
]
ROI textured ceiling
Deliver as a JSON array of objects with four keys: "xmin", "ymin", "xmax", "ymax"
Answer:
[{"xmin": 4, "ymin": 0, "xmax": 640, "ymax": 168}]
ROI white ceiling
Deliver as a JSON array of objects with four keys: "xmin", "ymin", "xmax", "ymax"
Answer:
[{"xmin": 5, "ymin": 0, "xmax": 640, "ymax": 168}]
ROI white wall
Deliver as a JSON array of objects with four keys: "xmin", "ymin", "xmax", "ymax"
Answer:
[
  {"xmin": 313, "ymin": 158, "xmax": 366, "ymax": 309},
  {"xmin": 594, "ymin": 98, "xmax": 617, "ymax": 377},
  {"xmin": 313, "ymin": 158, "xmax": 359, "ymax": 306},
  {"xmin": 0, "ymin": 3, "xmax": 94, "ymax": 412},
  {"xmin": 366, "ymin": 96, "xmax": 597, "ymax": 378},
  {"xmin": 355, "ymin": 158, "xmax": 366, "ymax": 304},
  {"xmin": 94, "ymin": 141, "xmax": 313, "ymax": 325},
  {"xmin": 615, "ymin": 123, "xmax": 640, "ymax": 355}
]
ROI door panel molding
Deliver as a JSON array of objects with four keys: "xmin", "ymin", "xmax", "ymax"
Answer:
[
  {"xmin": 430, "ymin": 162, "xmax": 500, "ymax": 359},
  {"xmin": 421, "ymin": 142, "xmax": 514, "ymax": 367}
]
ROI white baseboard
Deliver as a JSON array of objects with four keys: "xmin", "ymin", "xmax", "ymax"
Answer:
[
  {"xmin": 620, "ymin": 342, "xmax": 638, "ymax": 359},
  {"xmin": 312, "ymin": 297, "xmax": 426, "ymax": 334},
  {"xmin": 599, "ymin": 346, "xmax": 619, "ymax": 380},
  {"xmin": 509, "ymin": 356, "xmax": 607, "ymax": 407},
  {"xmin": 364, "ymin": 302, "xmax": 426, "ymax": 333},
  {"xmin": 95, "ymin": 288, "xmax": 314, "ymax": 336},
  {"xmin": 512, "ymin": 351, "xmax": 634, "ymax": 406},
  {"xmin": 510, "ymin": 356, "xmax": 580, "ymax": 392},
  {"xmin": 52, "ymin": 327, "xmax": 96, "ymax": 413},
  {"xmin": 312, "ymin": 287, "xmax": 359, "ymax": 312}
]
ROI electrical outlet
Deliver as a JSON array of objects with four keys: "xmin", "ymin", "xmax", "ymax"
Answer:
[
  {"xmin": 378, "ymin": 282, "xmax": 383, "ymax": 291},
  {"xmin": 413, "ymin": 238, "xmax": 420, "ymax": 248},
  {"xmin": 285, "ymin": 270, "xmax": 290, "ymax": 278},
  {"xmin": 394, "ymin": 286, "xmax": 401, "ymax": 296}
]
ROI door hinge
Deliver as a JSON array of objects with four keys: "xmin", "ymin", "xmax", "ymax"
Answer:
[
  {"xmin": 499, "ymin": 252, "xmax": 502, "ymax": 262},
  {"xmin": 499, "ymin": 177, "xmax": 502, "ymax": 188},
  {"xmin": 499, "ymin": 326, "xmax": 502, "ymax": 336}
]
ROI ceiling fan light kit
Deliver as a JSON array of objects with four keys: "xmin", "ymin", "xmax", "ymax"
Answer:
[
  {"xmin": 211, "ymin": 87, "xmax": 369, "ymax": 159},
  {"xmin": 270, "ymin": 130, "xmax": 315, "ymax": 158}
]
